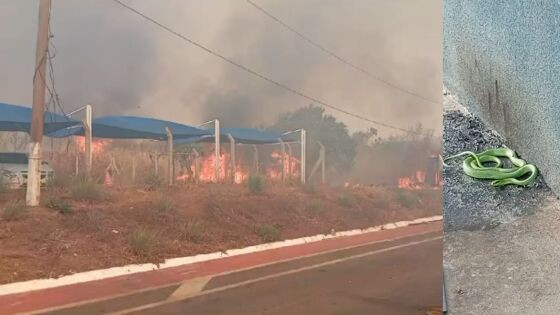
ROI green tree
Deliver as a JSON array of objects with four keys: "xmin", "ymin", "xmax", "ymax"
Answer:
[{"xmin": 270, "ymin": 104, "xmax": 357, "ymax": 176}]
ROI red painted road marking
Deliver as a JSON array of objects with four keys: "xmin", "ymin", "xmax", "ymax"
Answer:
[{"xmin": 0, "ymin": 222, "xmax": 441, "ymax": 314}]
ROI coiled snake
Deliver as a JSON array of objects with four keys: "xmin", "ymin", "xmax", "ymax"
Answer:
[{"xmin": 444, "ymin": 147, "xmax": 538, "ymax": 187}]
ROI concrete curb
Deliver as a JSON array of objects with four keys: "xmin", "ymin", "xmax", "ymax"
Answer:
[{"xmin": 0, "ymin": 215, "xmax": 442, "ymax": 297}]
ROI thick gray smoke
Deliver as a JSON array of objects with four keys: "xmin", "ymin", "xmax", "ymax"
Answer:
[{"xmin": 0, "ymin": 0, "xmax": 442, "ymax": 135}]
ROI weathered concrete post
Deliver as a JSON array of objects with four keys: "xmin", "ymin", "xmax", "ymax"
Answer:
[
  {"xmin": 214, "ymin": 119, "xmax": 220, "ymax": 182},
  {"xmin": 253, "ymin": 145, "xmax": 259, "ymax": 174},
  {"xmin": 227, "ymin": 134, "xmax": 236, "ymax": 183},
  {"xmin": 278, "ymin": 138, "xmax": 286, "ymax": 182},
  {"xmin": 165, "ymin": 127, "xmax": 174, "ymax": 186},
  {"xmin": 84, "ymin": 104, "xmax": 93, "ymax": 177},
  {"xmin": 192, "ymin": 148, "xmax": 200, "ymax": 184},
  {"xmin": 300, "ymin": 129, "xmax": 306, "ymax": 184}
]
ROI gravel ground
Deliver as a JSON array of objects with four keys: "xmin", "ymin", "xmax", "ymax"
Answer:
[
  {"xmin": 443, "ymin": 92, "xmax": 552, "ymax": 231},
  {"xmin": 444, "ymin": 91, "xmax": 560, "ymax": 314}
]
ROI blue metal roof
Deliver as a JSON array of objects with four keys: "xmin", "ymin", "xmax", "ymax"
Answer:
[
  {"xmin": 42, "ymin": 113, "xmax": 299, "ymax": 144},
  {"xmin": 48, "ymin": 115, "xmax": 210, "ymax": 140},
  {"xmin": 0, "ymin": 103, "xmax": 80, "ymax": 133},
  {"xmin": 174, "ymin": 127, "xmax": 298, "ymax": 145}
]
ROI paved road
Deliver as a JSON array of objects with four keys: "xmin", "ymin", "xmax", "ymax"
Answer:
[{"xmin": 123, "ymin": 231, "xmax": 442, "ymax": 315}]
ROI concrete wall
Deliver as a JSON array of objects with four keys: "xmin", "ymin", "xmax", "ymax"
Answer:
[{"xmin": 444, "ymin": 0, "xmax": 560, "ymax": 194}]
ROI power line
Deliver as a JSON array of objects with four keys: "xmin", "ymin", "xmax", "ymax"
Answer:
[
  {"xmin": 109, "ymin": 0, "xmax": 422, "ymax": 135},
  {"xmin": 246, "ymin": 0, "xmax": 441, "ymax": 106}
]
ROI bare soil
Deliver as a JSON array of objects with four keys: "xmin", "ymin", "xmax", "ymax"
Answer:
[{"xmin": 0, "ymin": 183, "xmax": 440, "ymax": 285}]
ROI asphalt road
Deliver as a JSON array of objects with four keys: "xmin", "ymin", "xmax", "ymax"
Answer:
[{"xmin": 123, "ymin": 231, "xmax": 442, "ymax": 315}]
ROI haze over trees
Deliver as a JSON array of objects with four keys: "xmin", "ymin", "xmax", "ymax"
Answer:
[{"xmin": 270, "ymin": 104, "xmax": 440, "ymax": 185}]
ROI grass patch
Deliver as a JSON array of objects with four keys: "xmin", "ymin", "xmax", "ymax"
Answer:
[
  {"xmin": 256, "ymin": 224, "xmax": 281, "ymax": 243},
  {"xmin": 247, "ymin": 175, "xmax": 265, "ymax": 194},
  {"xmin": 129, "ymin": 229, "xmax": 158, "ymax": 257},
  {"xmin": 180, "ymin": 218, "xmax": 206, "ymax": 242},
  {"xmin": 71, "ymin": 180, "xmax": 105, "ymax": 202},
  {"xmin": 305, "ymin": 200, "xmax": 327, "ymax": 216},
  {"xmin": 144, "ymin": 174, "xmax": 164, "ymax": 191},
  {"xmin": 155, "ymin": 197, "xmax": 175, "ymax": 212},
  {"xmin": 395, "ymin": 191, "xmax": 418, "ymax": 208},
  {"xmin": 2, "ymin": 201, "xmax": 28, "ymax": 221},
  {"xmin": 45, "ymin": 196, "xmax": 73, "ymax": 214}
]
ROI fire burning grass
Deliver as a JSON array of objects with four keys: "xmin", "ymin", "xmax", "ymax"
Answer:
[
  {"xmin": 175, "ymin": 150, "xmax": 300, "ymax": 184},
  {"xmin": 0, "ymin": 184, "xmax": 440, "ymax": 285}
]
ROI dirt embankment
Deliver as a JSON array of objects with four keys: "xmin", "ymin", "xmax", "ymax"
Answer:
[{"xmin": 0, "ymin": 183, "xmax": 440, "ymax": 284}]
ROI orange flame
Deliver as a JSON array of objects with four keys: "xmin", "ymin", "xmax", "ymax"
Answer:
[
  {"xmin": 176, "ymin": 151, "xmax": 249, "ymax": 184},
  {"xmin": 176, "ymin": 150, "xmax": 300, "ymax": 184},
  {"xmin": 75, "ymin": 137, "xmax": 111, "ymax": 154},
  {"xmin": 266, "ymin": 150, "xmax": 300, "ymax": 180},
  {"xmin": 398, "ymin": 171, "xmax": 426, "ymax": 189}
]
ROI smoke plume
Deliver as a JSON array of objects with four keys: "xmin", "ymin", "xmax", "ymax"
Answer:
[{"xmin": 0, "ymin": 0, "xmax": 442, "ymax": 135}]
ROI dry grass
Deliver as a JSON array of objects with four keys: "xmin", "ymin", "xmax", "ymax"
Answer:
[
  {"xmin": 155, "ymin": 197, "xmax": 175, "ymax": 212},
  {"xmin": 47, "ymin": 173, "xmax": 73, "ymax": 189},
  {"xmin": 144, "ymin": 174, "xmax": 164, "ymax": 191},
  {"xmin": 2, "ymin": 201, "xmax": 27, "ymax": 221},
  {"xmin": 336, "ymin": 193, "xmax": 355, "ymax": 207},
  {"xmin": 129, "ymin": 229, "xmax": 158, "ymax": 257},
  {"xmin": 0, "ymin": 179, "xmax": 7, "ymax": 194},
  {"xmin": 305, "ymin": 200, "xmax": 327, "ymax": 216},
  {"xmin": 300, "ymin": 183, "xmax": 316, "ymax": 194},
  {"xmin": 395, "ymin": 191, "xmax": 419, "ymax": 208},
  {"xmin": 247, "ymin": 175, "xmax": 265, "ymax": 194},
  {"xmin": 0, "ymin": 184, "xmax": 441, "ymax": 284},
  {"xmin": 44, "ymin": 196, "xmax": 73, "ymax": 214},
  {"xmin": 71, "ymin": 181, "xmax": 105, "ymax": 202}
]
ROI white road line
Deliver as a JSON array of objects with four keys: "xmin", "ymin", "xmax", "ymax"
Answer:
[
  {"xmin": 0, "ymin": 216, "xmax": 441, "ymax": 297},
  {"xmin": 112, "ymin": 236, "xmax": 443, "ymax": 315},
  {"xmin": 170, "ymin": 276, "xmax": 211, "ymax": 298},
  {"xmin": 24, "ymin": 229, "xmax": 440, "ymax": 315}
]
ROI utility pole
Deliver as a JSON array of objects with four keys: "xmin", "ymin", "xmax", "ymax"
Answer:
[{"xmin": 26, "ymin": 0, "xmax": 51, "ymax": 206}]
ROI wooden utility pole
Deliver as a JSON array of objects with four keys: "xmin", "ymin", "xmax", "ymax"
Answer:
[{"xmin": 26, "ymin": 0, "xmax": 51, "ymax": 206}]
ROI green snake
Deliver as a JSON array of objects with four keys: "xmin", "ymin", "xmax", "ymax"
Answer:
[{"xmin": 444, "ymin": 147, "xmax": 538, "ymax": 187}]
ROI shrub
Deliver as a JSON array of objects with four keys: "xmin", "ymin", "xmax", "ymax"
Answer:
[
  {"xmin": 305, "ymin": 200, "xmax": 327, "ymax": 216},
  {"xmin": 301, "ymin": 183, "xmax": 316, "ymax": 194},
  {"xmin": 2, "ymin": 201, "xmax": 27, "ymax": 221},
  {"xmin": 45, "ymin": 196, "xmax": 73, "ymax": 214},
  {"xmin": 247, "ymin": 175, "xmax": 265, "ymax": 194},
  {"xmin": 0, "ymin": 178, "xmax": 7, "ymax": 194},
  {"xmin": 256, "ymin": 224, "xmax": 281, "ymax": 243},
  {"xmin": 47, "ymin": 173, "xmax": 73, "ymax": 189},
  {"xmin": 71, "ymin": 181, "xmax": 104, "ymax": 201},
  {"xmin": 336, "ymin": 194, "xmax": 355, "ymax": 207},
  {"xmin": 144, "ymin": 173, "xmax": 164, "ymax": 191},
  {"xmin": 180, "ymin": 218, "xmax": 206, "ymax": 242},
  {"xmin": 396, "ymin": 191, "xmax": 418, "ymax": 208},
  {"xmin": 155, "ymin": 197, "xmax": 175, "ymax": 212},
  {"xmin": 129, "ymin": 229, "xmax": 158, "ymax": 257},
  {"xmin": 370, "ymin": 195, "xmax": 390, "ymax": 208}
]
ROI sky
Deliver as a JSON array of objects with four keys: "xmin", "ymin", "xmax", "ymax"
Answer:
[{"xmin": 0, "ymin": 0, "xmax": 442, "ymax": 136}]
